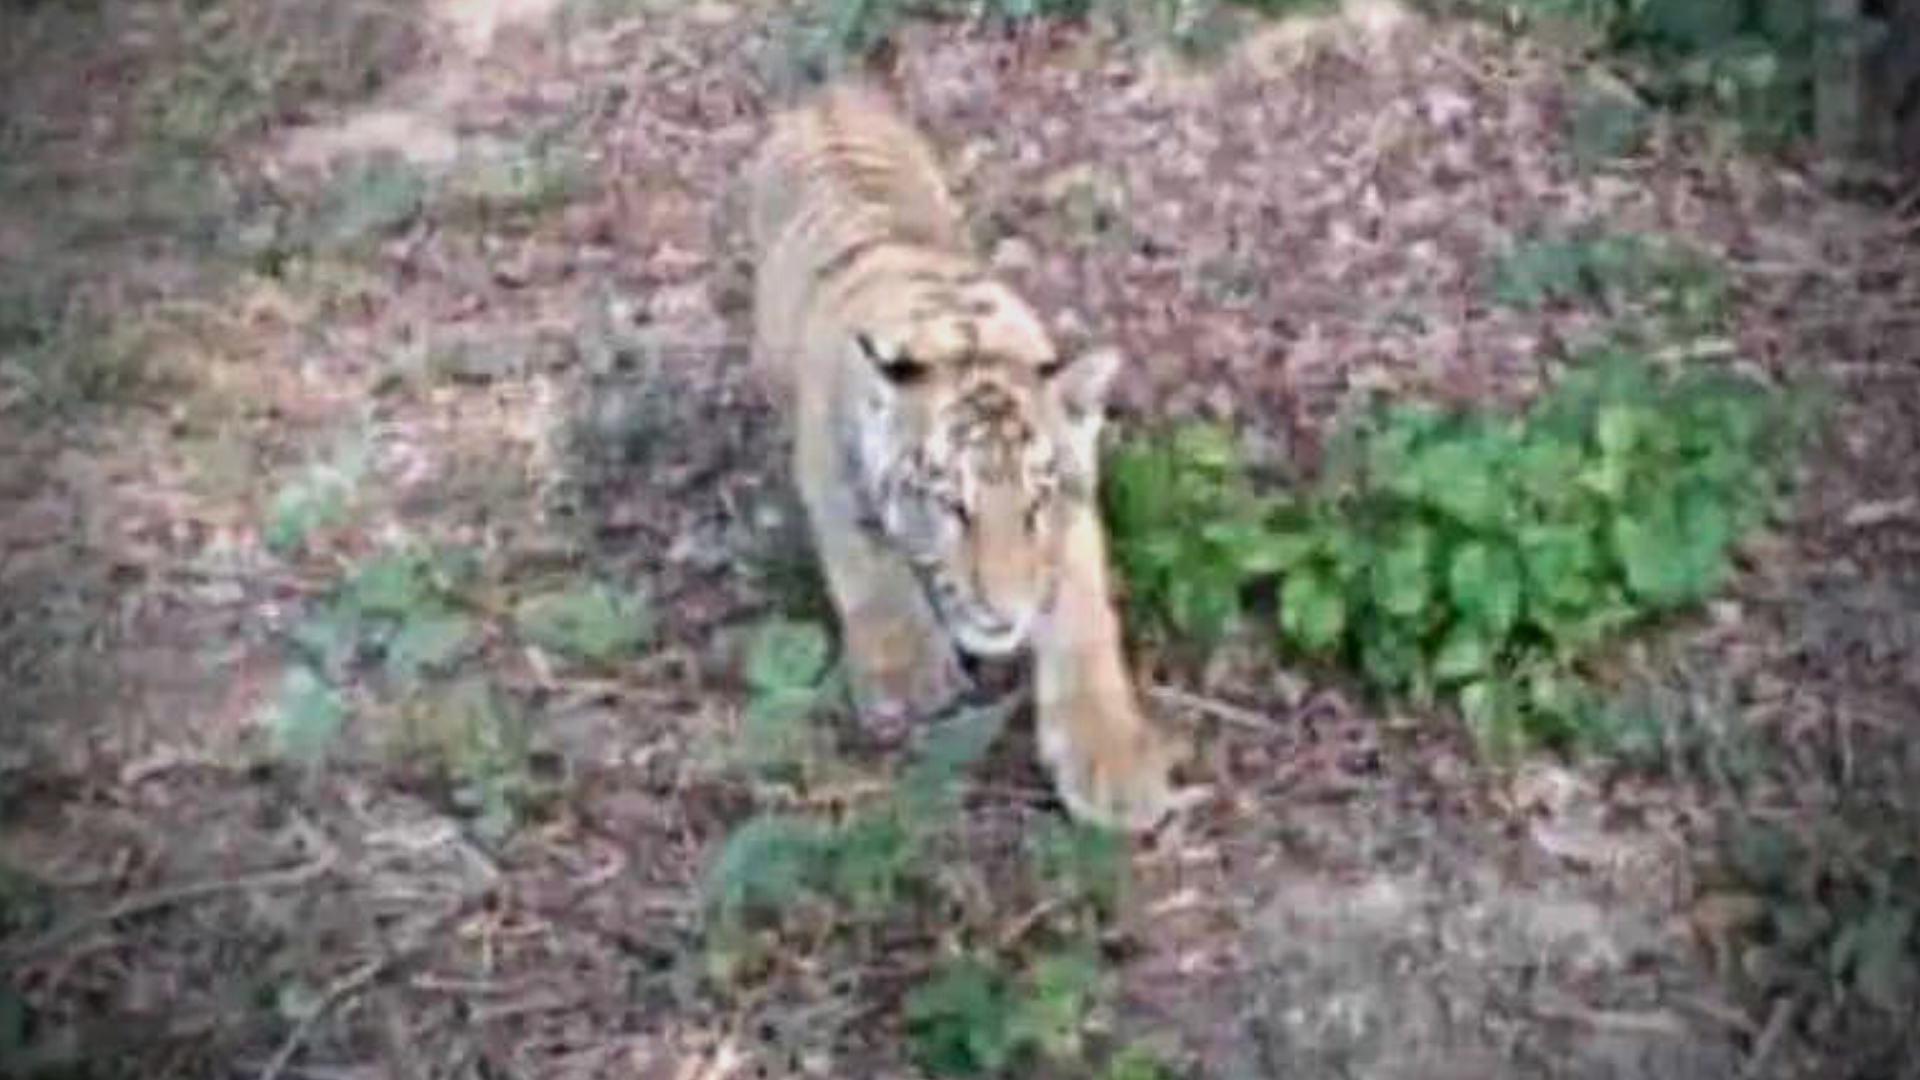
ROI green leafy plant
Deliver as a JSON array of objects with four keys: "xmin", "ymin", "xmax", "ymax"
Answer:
[
  {"xmin": 1105, "ymin": 1043, "xmax": 1181, "ymax": 1080},
  {"xmin": 733, "ymin": 617, "xmax": 841, "ymax": 777},
  {"xmin": 512, "ymin": 580, "xmax": 651, "ymax": 664},
  {"xmin": 275, "ymin": 542, "xmax": 561, "ymax": 838},
  {"xmin": 1713, "ymin": 806, "xmax": 1920, "ymax": 1038},
  {"xmin": 1026, "ymin": 818, "xmax": 1131, "ymax": 918},
  {"xmin": 698, "ymin": 678, "xmax": 1162, "ymax": 1070},
  {"xmin": 1102, "ymin": 423, "xmax": 1273, "ymax": 645},
  {"xmin": 441, "ymin": 141, "xmax": 585, "ymax": 226},
  {"xmin": 1103, "ymin": 349, "xmax": 1813, "ymax": 757},
  {"xmin": 290, "ymin": 543, "xmax": 482, "ymax": 687},
  {"xmin": 397, "ymin": 675, "xmax": 538, "ymax": 843},
  {"xmin": 904, "ymin": 956, "xmax": 1026, "ymax": 1075},
  {"xmin": 1490, "ymin": 230, "xmax": 1728, "ymax": 335},
  {"xmin": 307, "ymin": 151, "xmax": 429, "ymax": 253},
  {"xmin": 260, "ymin": 664, "xmax": 347, "ymax": 762},
  {"xmin": 905, "ymin": 948, "xmax": 1107, "ymax": 1075},
  {"xmin": 262, "ymin": 435, "xmax": 372, "ymax": 556},
  {"xmin": 704, "ymin": 698, "xmax": 1013, "ymax": 921}
]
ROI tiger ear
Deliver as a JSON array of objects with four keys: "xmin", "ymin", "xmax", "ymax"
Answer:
[
  {"xmin": 1042, "ymin": 346, "xmax": 1121, "ymax": 424},
  {"xmin": 856, "ymin": 330, "xmax": 931, "ymax": 387}
]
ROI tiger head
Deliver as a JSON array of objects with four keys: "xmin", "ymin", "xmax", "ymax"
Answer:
[{"xmin": 849, "ymin": 281, "xmax": 1120, "ymax": 658}]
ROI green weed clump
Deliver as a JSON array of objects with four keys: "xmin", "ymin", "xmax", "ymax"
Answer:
[
  {"xmin": 1102, "ymin": 350, "xmax": 1812, "ymax": 758},
  {"xmin": 1716, "ymin": 810, "xmax": 1920, "ymax": 1025},
  {"xmin": 698, "ymin": 619, "xmax": 1179, "ymax": 1077},
  {"xmin": 265, "ymin": 538, "xmax": 650, "ymax": 839},
  {"xmin": 1490, "ymin": 230, "xmax": 1729, "ymax": 334}
]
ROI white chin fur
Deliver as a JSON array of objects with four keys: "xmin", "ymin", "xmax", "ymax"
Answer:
[{"xmin": 951, "ymin": 620, "xmax": 1029, "ymax": 659}]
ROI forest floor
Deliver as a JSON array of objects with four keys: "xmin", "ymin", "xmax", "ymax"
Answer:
[{"xmin": 2, "ymin": 0, "xmax": 1917, "ymax": 1077}]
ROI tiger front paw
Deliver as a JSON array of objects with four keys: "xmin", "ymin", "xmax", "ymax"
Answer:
[{"xmin": 1035, "ymin": 692, "xmax": 1180, "ymax": 834}]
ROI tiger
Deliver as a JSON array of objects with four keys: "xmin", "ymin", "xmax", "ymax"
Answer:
[{"xmin": 746, "ymin": 81, "xmax": 1181, "ymax": 833}]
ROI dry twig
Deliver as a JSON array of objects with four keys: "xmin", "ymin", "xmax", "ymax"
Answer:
[{"xmin": 257, "ymin": 905, "xmax": 467, "ymax": 1080}]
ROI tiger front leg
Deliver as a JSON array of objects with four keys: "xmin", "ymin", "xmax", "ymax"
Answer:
[
  {"xmin": 800, "ymin": 478, "xmax": 973, "ymax": 743},
  {"xmin": 1031, "ymin": 509, "xmax": 1180, "ymax": 833}
]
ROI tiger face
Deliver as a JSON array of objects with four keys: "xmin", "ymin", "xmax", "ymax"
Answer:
[{"xmin": 849, "ymin": 292, "xmax": 1120, "ymax": 658}]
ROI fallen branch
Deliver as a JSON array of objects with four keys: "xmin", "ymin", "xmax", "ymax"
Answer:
[
  {"xmin": 1147, "ymin": 683, "xmax": 1280, "ymax": 732},
  {"xmin": 1, "ymin": 852, "xmax": 337, "ymax": 965}
]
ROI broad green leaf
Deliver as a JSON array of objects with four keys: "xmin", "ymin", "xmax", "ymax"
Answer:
[
  {"xmin": 703, "ymin": 814, "xmax": 829, "ymax": 921},
  {"xmin": 1372, "ymin": 523, "xmax": 1435, "ymax": 618},
  {"xmin": 288, "ymin": 604, "xmax": 357, "ymax": 676},
  {"xmin": 1513, "ymin": 435, "xmax": 1585, "ymax": 509},
  {"xmin": 263, "ymin": 474, "xmax": 350, "ymax": 555},
  {"xmin": 1129, "ymin": 533, "xmax": 1186, "ymax": 574},
  {"xmin": 1577, "ymin": 452, "xmax": 1632, "ymax": 501},
  {"xmin": 1167, "ymin": 562, "xmax": 1240, "ymax": 640},
  {"xmin": 314, "ymin": 152, "xmax": 427, "ymax": 250},
  {"xmin": 1233, "ymin": 528, "xmax": 1320, "ymax": 576},
  {"xmin": 1636, "ymin": 0, "xmax": 1744, "ymax": 49},
  {"xmin": 1279, "ymin": 568, "xmax": 1347, "ymax": 653},
  {"xmin": 1519, "ymin": 524, "xmax": 1598, "ymax": 609},
  {"xmin": 1324, "ymin": 524, "xmax": 1373, "ymax": 585},
  {"xmin": 744, "ymin": 618, "xmax": 832, "ymax": 691},
  {"xmin": 1100, "ymin": 443, "xmax": 1172, "ymax": 535},
  {"xmin": 1595, "ymin": 403, "xmax": 1649, "ymax": 459},
  {"xmin": 1458, "ymin": 678, "xmax": 1525, "ymax": 765},
  {"xmin": 1410, "ymin": 439, "xmax": 1507, "ymax": 528},
  {"xmin": 263, "ymin": 665, "xmax": 346, "ymax": 762},
  {"xmin": 1359, "ymin": 623, "xmax": 1422, "ymax": 693},
  {"xmin": 1202, "ymin": 514, "xmax": 1316, "ymax": 577},
  {"xmin": 1611, "ymin": 496, "xmax": 1725, "ymax": 607},
  {"xmin": 346, "ymin": 550, "xmax": 433, "ymax": 617},
  {"xmin": 1433, "ymin": 624, "xmax": 1493, "ymax": 682},
  {"xmin": 385, "ymin": 610, "xmax": 477, "ymax": 681},
  {"xmin": 1447, "ymin": 540, "xmax": 1522, "ymax": 635},
  {"xmin": 738, "ymin": 686, "xmax": 823, "ymax": 770},
  {"xmin": 1577, "ymin": 696, "xmax": 1666, "ymax": 762},
  {"xmin": 1840, "ymin": 906, "xmax": 1917, "ymax": 1013},
  {"xmin": 1491, "ymin": 238, "xmax": 1586, "ymax": 309},
  {"xmin": 1170, "ymin": 422, "xmax": 1239, "ymax": 473},
  {"xmin": 1569, "ymin": 86, "xmax": 1648, "ymax": 166},
  {"xmin": 1676, "ymin": 490, "xmax": 1734, "ymax": 595},
  {"xmin": 514, "ymin": 582, "xmax": 650, "ymax": 662}
]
